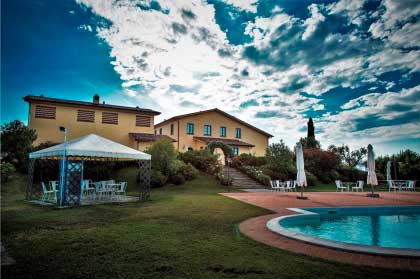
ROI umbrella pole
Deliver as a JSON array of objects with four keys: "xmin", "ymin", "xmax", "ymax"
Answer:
[
  {"xmin": 297, "ymin": 184, "xmax": 308, "ymax": 200},
  {"xmin": 367, "ymin": 183, "xmax": 380, "ymax": 198}
]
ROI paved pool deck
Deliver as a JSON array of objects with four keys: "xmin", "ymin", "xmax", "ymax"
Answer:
[{"xmin": 221, "ymin": 191, "xmax": 420, "ymax": 271}]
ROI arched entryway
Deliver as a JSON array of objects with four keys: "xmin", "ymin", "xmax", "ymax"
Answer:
[{"xmin": 213, "ymin": 147, "xmax": 226, "ymax": 165}]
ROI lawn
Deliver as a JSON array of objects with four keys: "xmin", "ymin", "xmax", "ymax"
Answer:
[{"xmin": 1, "ymin": 170, "xmax": 418, "ymax": 279}]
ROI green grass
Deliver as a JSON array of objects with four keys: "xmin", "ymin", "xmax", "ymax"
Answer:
[{"xmin": 2, "ymin": 170, "xmax": 418, "ymax": 279}]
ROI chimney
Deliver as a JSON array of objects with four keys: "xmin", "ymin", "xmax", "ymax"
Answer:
[{"xmin": 93, "ymin": 94, "xmax": 100, "ymax": 104}]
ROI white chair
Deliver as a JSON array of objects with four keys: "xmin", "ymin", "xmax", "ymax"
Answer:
[
  {"xmin": 402, "ymin": 180, "xmax": 416, "ymax": 192},
  {"xmin": 284, "ymin": 181, "xmax": 292, "ymax": 192},
  {"xmin": 276, "ymin": 180, "xmax": 285, "ymax": 192},
  {"xmin": 49, "ymin": 181, "xmax": 58, "ymax": 202},
  {"xmin": 41, "ymin": 182, "xmax": 55, "ymax": 202},
  {"xmin": 352, "ymin": 180, "xmax": 364, "ymax": 192},
  {"xmin": 270, "ymin": 180, "xmax": 278, "ymax": 191},
  {"xmin": 290, "ymin": 180, "xmax": 297, "ymax": 192},
  {"xmin": 115, "ymin": 182, "xmax": 127, "ymax": 200},
  {"xmin": 388, "ymin": 180, "xmax": 399, "ymax": 192},
  {"xmin": 335, "ymin": 180, "xmax": 347, "ymax": 192}
]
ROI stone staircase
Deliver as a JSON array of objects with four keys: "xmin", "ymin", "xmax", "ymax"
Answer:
[{"xmin": 223, "ymin": 167, "xmax": 266, "ymax": 189}]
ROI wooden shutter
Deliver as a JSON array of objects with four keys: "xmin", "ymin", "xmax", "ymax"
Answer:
[
  {"xmin": 136, "ymin": 115, "xmax": 151, "ymax": 127},
  {"xmin": 35, "ymin": 105, "xmax": 56, "ymax": 119},
  {"xmin": 102, "ymin": 112, "xmax": 118, "ymax": 125},
  {"xmin": 77, "ymin": 110, "xmax": 95, "ymax": 123}
]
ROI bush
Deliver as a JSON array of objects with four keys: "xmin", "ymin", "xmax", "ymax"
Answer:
[
  {"xmin": 216, "ymin": 171, "xmax": 233, "ymax": 186},
  {"xmin": 235, "ymin": 153, "xmax": 266, "ymax": 167},
  {"xmin": 305, "ymin": 171, "xmax": 318, "ymax": 186},
  {"xmin": 180, "ymin": 149, "xmax": 221, "ymax": 175},
  {"xmin": 177, "ymin": 162, "xmax": 199, "ymax": 180},
  {"xmin": 304, "ymin": 148, "xmax": 340, "ymax": 183},
  {"xmin": 151, "ymin": 170, "xmax": 167, "ymax": 188},
  {"xmin": 170, "ymin": 174, "xmax": 186, "ymax": 185},
  {"xmin": 1, "ymin": 162, "xmax": 16, "ymax": 183},
  {"xmin": 147, "ymin": 139, "xmax": 177, "ymax": 177},
  {"xmin": 337, "ymin": 166, "xmax": 367, "ymax": 182}
]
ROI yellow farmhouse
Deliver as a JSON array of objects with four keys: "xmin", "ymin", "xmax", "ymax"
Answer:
[
  {"xmin": 154, "ymin": 109, "xmax": 273, "ymax": 156},
  {"xmin": 24, "ymin": 94, "xmax": 172, "ymax": 150}
]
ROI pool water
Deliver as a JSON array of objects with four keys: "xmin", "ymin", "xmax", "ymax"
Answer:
[{"xmin": 283, "ymin": 207, "xmax": 420, "ymax": 250}]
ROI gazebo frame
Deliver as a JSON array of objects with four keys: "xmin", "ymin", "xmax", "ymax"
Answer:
[{"xmin": 26, "ymin": 156, "xmax": 151, "ymax": 207}]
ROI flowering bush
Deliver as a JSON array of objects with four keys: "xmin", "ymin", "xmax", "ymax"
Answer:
[{"xmin": 238, "ymin": 165, "xmax": 271, "ymax": 187}]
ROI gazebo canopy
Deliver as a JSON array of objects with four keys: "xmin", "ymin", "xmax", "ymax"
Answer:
[{"xmin": 29, "ymin": 134, "xmax": 151, "ymax": 160}]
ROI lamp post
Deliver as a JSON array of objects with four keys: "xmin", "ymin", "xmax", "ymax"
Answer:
[
  {"xmin": 226, "ymin": 157, "xmax": 232, "ymax": 192},
  {"xmin": 59, "ymin": 126, "xmax": 67, "ymax": 207}
]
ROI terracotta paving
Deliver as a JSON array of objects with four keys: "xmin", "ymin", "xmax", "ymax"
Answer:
[{"xmin": 221, "ymin": 191, "xmax": 420, "ymax": 271}]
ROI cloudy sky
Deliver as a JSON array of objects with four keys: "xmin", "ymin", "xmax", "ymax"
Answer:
[{"xmin": 2, "ymin": 0, "xmax": 419, "ymax": 154}]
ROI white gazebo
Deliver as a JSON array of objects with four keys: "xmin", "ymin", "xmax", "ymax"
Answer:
[{"xmin": 27, "ymin": 134, "xmax": 151, "ymax": 207}]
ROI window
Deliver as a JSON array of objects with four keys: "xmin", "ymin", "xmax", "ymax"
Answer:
[
  {"xmin": 154, "ymin": 130, "xmax": 157, "ymax": 135},
  {"xmin": 235, "ymin": 128, "xmax": 241, "ymax": 138},
  {"xmin": 136, "ymin": 115, "xmax": 151, "ymax": 127},
  {"xmin": 35, "ymin": 105, "xmax": 56, "ymax": 119},
  {"xmin": 102, "ymin": 112, "xmax": 118, "ymax": 125},
  {"xmin": 159, "ymin": 128, "xmax": 163, "ymax": 135},
  {"xmin": 170, "ymin": 124, "xmax": 174, "ymax": 135},
  {"xmin": 186, "ymin": 123, "xmax": 194, "ymax": 135},
  {"xmin": 77, "ymin": 109, "xmax": 95, "ymax": 123},
  {"xmin": 232, "ymin": 147, "xmax": 239, "ymax": 156},
  {"xmin": 203, "ymin": 125, "xmax": 212, "ymax": 136},
  {"xmin": 220, "ymin": 126, "xmax": 226, "ymax": 137}
]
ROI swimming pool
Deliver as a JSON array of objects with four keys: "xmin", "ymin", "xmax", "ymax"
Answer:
[{"xmin": 267, "ymin": 206, "xmax": 420, "ymax": 257}]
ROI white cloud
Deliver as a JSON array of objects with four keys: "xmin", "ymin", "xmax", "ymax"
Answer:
[{"xmin": 223, "ymin": 0, "xmax": 257, "ymax": 13}]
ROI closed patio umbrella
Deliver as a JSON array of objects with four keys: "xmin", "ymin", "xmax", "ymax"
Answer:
[
  {"xmin": 386, "ymin": 161, "xmax": 392, "ymax": 181},
  {"xmin": 367, "ymin": 144, "xmax": 379, "ymax": 198},
  {"xmin": 296, "ymin": 142, "xmax": 308, "ymax": 200}
]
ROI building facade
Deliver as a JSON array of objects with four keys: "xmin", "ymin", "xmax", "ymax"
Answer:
[
  {"xmin": 154, "ymin": 109, "xmax": 272, "ymax": 156},
  {"xmin": 24, "ymin": 94, "xmax": 171, "ymax": 150}
]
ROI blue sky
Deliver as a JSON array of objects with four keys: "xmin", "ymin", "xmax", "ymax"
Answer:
[{"xmin": 1, "ymin": 0, "xmax": 419, "ymax": 155}]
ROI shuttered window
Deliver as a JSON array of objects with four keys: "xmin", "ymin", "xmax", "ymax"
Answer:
[
  {"xmin": 35, "ymin": 105, "xmax": 56, "ymax": 119},
  {"xmin": 136, "ymin": 115, "xmax": 151, "ymax": 127},
  {"xmin": 77, "ymin": 110, "xmax": 95, "ymax": 123},
  {"xmin": 102, "ymin": 112, "xmax": 118, "ymax": 125}
]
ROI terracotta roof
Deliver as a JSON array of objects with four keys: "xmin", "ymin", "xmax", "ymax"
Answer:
[
  {"xmin": 155, "ymin": 108, "xmax": 273, "ymax": 137},
  {"xmin": 193, "ymin": 136, "xmax": 255, "ymax": 147},
  {"xmin": 23, "ymin": 95, "xmax": 161, "ymax": 115},
  {"xmin": 129, "ymin": 133, "xmax": 176, "ymax": 142}
]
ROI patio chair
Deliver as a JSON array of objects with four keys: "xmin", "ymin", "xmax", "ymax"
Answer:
[
  {"xmin": 290, "ymin": 180, "xmax": 297, "ymax": 192},
  {"xmin": 335, "ymin": 180, "xmax": 346, "ymax": 192},
  {"xmin": 41, "ymin": 182, "xmax": 55, "ymax": 202},
  {"xmin": 275, "ymin": 180, "xmax": 285, "ymax": 192},
  {"xmin": 285, "ymin": 181, "xmax": 293, "ymax": 192},
  {"xmin": 115, "ymin": 182, "xmax": 127, "ymax": 200},
  {"xmin": 82, "ymin": 180, "xmax": 94, "ymax": 200},
  {"xmin": 270, "ymin": 180, "xmax": 278, "ymax": 191},
  {"xmin": 388, "ymin": 180, "xmax": 399, "ymax": 192},
  {"xmin": 352, "ymin": 180, "xmax": 364, "ymax": 192},
  {"xmin": 49, "ymin": 181, "xmax": 58, "ymax": 202},
  {"xmin": 402, "ymin": 180, "xmax": 416, "ymax": 192}
]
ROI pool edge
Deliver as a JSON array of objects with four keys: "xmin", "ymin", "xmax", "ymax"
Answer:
[{"xmin": 266, "ymin": 206, "xmax": 420, "ymax": 258}]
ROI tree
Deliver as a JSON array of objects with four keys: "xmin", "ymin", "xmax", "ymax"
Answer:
[
  {"xmin": 146, "ymin": 139, "xmax": 177, "ymax": 177},
  {"xmin": 1, "ymin": 120, "xmax": 37, "ymax": 172},
  {"xmin": 299, "ymin": 136, "xmax": 320, "ymax": 149},
  {"xmin": 328, "ymin": 144, "xmax": 367, "ymax": 169},
  {"xmin": 265, "ymin": 140, "xmax": 295, "ymax": 180}
]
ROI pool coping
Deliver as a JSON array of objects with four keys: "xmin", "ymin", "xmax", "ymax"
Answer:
[{"xmin": 266, "ymin": 206, "xmax": 420, "ymax": 258}]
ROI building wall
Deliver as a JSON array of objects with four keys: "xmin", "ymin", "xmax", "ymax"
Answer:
[
  {"xmin": 156, "ymin": 111, "xmax": 269, "ymax": 156},
  {"xmin": 28, "ymin": 101, "xmax": 155, "ymax": 150}
]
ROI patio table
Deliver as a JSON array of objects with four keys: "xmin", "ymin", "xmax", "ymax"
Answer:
[{"xmin": 342, "ymin": 182, "xmax": 354, "ymax": 192}]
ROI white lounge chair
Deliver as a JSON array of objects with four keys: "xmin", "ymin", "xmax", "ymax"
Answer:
[
  {"xmin": 401, "ymin": 180, "xmax": 416, "ymax": 192},
  {"xmin": 335, "ymin": 180, "xmax": 347, "ymax": 192},
  {"xmin": 276, "ymin": 180, "xmax": 286, "ymax": 192},
  {"xmin": 290, "ymin": 180, "xmax": 297, "ymax": 192},
  {"xmin": 388, "ymin": 180, "xmax": 400, "ymax": 192},
  {"xmin": 270, "ymin": 180, "xmax": 277, "ymax": 191},
  {"xmin": 41, "ymin": 182, "xmax": 55, "ymax": 202},
  {"xmin": 284, "ymin": 181, "xmax": 293, "ymax": 192},
  {"xmin": 115, "ymin": 182, "xmax": 127, "ymax": 200},
  {"xmin": 352, "ymin": 180, "xmax": 364, "ymax": 192}
]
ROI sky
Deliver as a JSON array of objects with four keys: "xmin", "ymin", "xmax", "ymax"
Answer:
[{"xmin": 1, "ymin": 0, "xmax": 419, "ymax": 155}]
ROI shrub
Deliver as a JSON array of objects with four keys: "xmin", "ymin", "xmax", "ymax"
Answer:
[
  {"xmin": 304, "ymin": 148, "xmax": 340, "ymax": 183},
  {"xmin": 235, "ymin": 153, "xmax": 266, "ymax": 167},
  {"xmin": 180, "ymin": 149, "xmax": 221, "ymax": 175},
  {"xmin": 1, "ymin": 162, "xmax": 16, "ymax": 183},
  {"xmin": 150, "ymin": 170, "xmax": 167, "ymax": 188},
  {"xmin": 178, "ymin": 162, "xmax": 199, "ymax": 180},
  {"xmin": 170, "ymin": 174, "xmax": 186, "ymax": 185},
  {"xmin": 207, "ymin": 141, "xmax": 234, "ymax": 159},
  {"xmin": 337, "ymin": 166, "xmax": 367, "ymax": 182},
  {"xmin": 305, "ymin": 171, "xmax": 318, "ymax": 186},
  {"xmin": 147, "ymin": 139, "xmax": 177, "ymax": 177},
  {"xmin": 216, "ymin": 171, "xmax": 233, "ymax": 186}
]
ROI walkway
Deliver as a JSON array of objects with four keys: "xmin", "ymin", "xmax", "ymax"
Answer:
[{"xmin": 221, "ymin": 191, "xmax": 420, "ymax": 271}]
